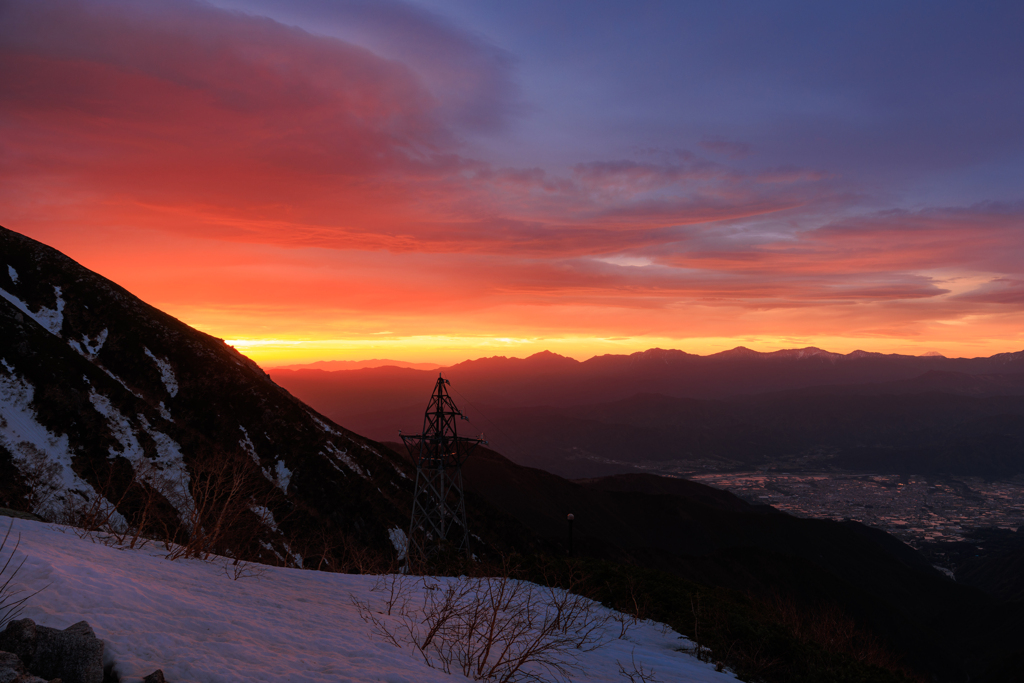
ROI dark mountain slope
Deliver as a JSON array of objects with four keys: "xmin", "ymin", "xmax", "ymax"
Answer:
[
  {"xmin": 274, "ymin": 349, "xmax": 1024, "ymax": 478},
  {"xmin": 427, "ymin": 443, "xmax": 1024, "ymax": 682},
  {"xmin": 371, "ymin": 389, "xmax": 1024, "ymax": 478},
  {"xmin": 0, "ymin": 225, "xmax": 422, "ymax": 564},
  {"xmin": 271, "ymin": 346, "xmax": 1024, "ymax": 425},
  {"xmin": 577, "ymin": 471, "xmax": 765, "ymax": 511},
  {"xmin": 956, "ymin": 528, "xmax": 1024, "ymax": 603},
  {"xmin": 781, "ymin": 370, "xmax": 1024, "ymax": 397}
]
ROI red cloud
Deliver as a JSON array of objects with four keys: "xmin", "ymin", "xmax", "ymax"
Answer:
[
  {"xmin": 0, "ymin": 0, "xmax": 829, "ymax": 258},
  {"xmin": 0, "ymin": 0, "xmax": 456, "ymax": 229}
]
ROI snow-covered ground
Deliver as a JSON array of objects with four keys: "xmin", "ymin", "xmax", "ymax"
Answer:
[{"xmin": 3, "ymin": 518, "xmax": 737, "ymax": 683}]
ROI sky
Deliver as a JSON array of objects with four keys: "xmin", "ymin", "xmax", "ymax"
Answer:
[{"xmin": 2, "ymin": 0, "xmax": 1023, "ymax": 365}]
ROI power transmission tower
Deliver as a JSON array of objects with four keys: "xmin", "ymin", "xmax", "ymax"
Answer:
[{"xmin": 401, "ymin": 374, "xmax": 484, "ymax": 563}]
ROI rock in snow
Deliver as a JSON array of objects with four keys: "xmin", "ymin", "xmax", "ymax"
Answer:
[
  {"xmin": 0, "ymin": 617, "xmax": 103, "ymax": 683},
  {"xmin": 0, "ymin": 650, "xmax": 51, "ymax": 683}
]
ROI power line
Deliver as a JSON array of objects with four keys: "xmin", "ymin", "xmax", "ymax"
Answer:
[{"xmin": 444, "ymin": 374, "xmax": 531, "ymax": 463}]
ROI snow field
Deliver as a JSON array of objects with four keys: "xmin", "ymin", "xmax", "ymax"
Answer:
[{"xmin": 4, "ymin": 518, "xmax": 737, "ymax": 683}]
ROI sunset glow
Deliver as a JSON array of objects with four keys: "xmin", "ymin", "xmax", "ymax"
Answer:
[{"xmin": 3, "ymin": 1, "xmax": 1023, "ymax": 365}]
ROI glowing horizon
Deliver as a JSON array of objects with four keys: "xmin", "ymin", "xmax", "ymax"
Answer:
[
  {"xmin": 2, "ymin": 1, "xmax": 1022, "ymax": 363},
  {"xmin": 226, "ymin": 333, "xmax": 1005, "ymax": 368}
]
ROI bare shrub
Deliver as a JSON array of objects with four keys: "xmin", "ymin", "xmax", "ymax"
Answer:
[
  {"xmin": 371, "ymin": 572, "xmax": 415, "ymax": 616},
  {"xmin": 608, "ymin": 574, "xmax": 649, "ymax": 640},
  {"xmin": 354, "ymin": 574, "xmax": 610, "ymax": 682},
  {"xmin": 617, "ymin": 649, "xmax": 660, "ymax": 683},
  {"xmin": 160, "ymin": 450, "xmax": 277, "ymax": 562},
  {"xmin": 756, "ymin": 593, "xmax": 907, "ymax": 672},
  {"xmin": 609, "ymin": 611, "xmax": 633, "ymax": 640},
  {"xmin": 55, "ymin": 462, "xmax": 129, "ymax": 539},
  {"xmin": 221, "ymin": 558, "xmax": 266, "ymax": 581},
  {"xmin": 685, "ymin": 593, "xmax": 713, "ymax": 663},
  {"xmin": 53, "ymin": 459, "xmax": 164, "ymax": 551},
  {"xmin": 0, "ymin": 521, "xmax": 44, "ymax": 630},
  {"xmin": 17, "ymin": 443, "xmax": 63, "ymax": 516},
  {"xmin": 55, "ymin": 491, "xmax": 125, "ymax": 539},
  {"xmin": 61, "ymin": 449, "xmax": 293, "ymax": 566},
  {"xmin": 304, "ymin": 526, "xmax": 395, "ymax": 575}
]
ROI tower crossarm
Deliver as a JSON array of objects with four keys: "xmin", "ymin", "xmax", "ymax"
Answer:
[
  {"xmin": 400, "ymin": 374, "xmax": 483, "ymax": 467},
  {"xmin": 401, "ymin": 373, "xmax": 481, "ymax": 562}
]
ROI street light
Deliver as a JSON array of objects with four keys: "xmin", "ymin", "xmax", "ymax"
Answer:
[{"xmin": 567, "ymin": 513, "xmax": 574, "ymax": 556}]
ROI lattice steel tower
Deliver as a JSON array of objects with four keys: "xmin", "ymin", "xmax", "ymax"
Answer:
[{"xmin": 401, "ymin": 374, "xmax": 484, "ymax": 561}]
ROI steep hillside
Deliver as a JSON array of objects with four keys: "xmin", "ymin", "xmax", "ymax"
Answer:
[
  {"xmin": 448, "ymin": 446, "xmax": 1024, "ymax": 682},
  {"xmin": 0, "ymin": 226, "xmax": 419, "ymax": 566}
]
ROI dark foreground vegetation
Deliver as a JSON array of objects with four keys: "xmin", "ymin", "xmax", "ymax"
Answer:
[
  {"xmin": 528, "ymin": 556, "xmax": 923, "ymax": 683},
  {"xmin": 411, "ymin": 548, "xmax": 927, "ymax": 683}
]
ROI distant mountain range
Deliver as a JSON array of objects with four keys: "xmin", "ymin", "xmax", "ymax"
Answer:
[{"xmin": 271, "ymin": 348, "xmax": 1024, "ymax": 478}]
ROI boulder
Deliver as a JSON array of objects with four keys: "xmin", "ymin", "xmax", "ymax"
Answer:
[
  {"xmin": 0, "ymin": 622, "xmax": 36, "ymax": 667},
  {"xmin": 0, "ymin": 650, "xmax": 52, "ymax": 683},
  {"xmin": 142, "ymin": 671, "xmax": 165, "ymax": 683},
  {"xmin": 0, "ymin": 619, "xmax": 102, "ymax": 683},
  {"xmin": 0, "ymin": 651, "xmax": 25, "ymax": 683}
]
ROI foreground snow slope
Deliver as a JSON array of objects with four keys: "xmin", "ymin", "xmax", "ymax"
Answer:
[{"xmin": 5, "ymin": 518, "xmax": 735, "ymax": 683}]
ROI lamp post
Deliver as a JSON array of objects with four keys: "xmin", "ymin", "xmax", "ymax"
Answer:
[{"xmin": 567, "ymin": 513, "xmax": 574, "ymax": 556}]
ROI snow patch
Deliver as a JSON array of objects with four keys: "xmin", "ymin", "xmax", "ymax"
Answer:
[
  {"xmin": 308, "ymin": 411, "xmax": 342, "ymax": 437},
  {"xmin": 88, "ymin": 390, "xmax": 145, "ymax": 461},
  {"xmin": 88, "ymin": 389, "xmax": 191, "ymax": 520},
  {"xmin": 249, "ymin": 508, "xmax": 302, "ymax": 563},
  {"xmin": 0, "ymin": 368, "xmax": 106, "ymax": 518},
  {"xmin": 0, "ymin": 284, "xmax": 64, "ymax": 336},
  {"xmin": 274, "ymin": 460, "xmax": 292, "ymax": 493},
  {"xmin": 98, "ymin": 366, "xmax": 144, "ymax": 400},
  {"xmin": 259, "ymin": 540, "xmax": 286, "ymax": 563},
  {"xmin": 82, "ymin": 329, "xmax": 108, "ymax": 357},
  {"xmin": 388, "ymin": 527, "xmax": 408, "ymax": 561},
  {"xmin": 7, "ymin": 265, "xmax": 17, "ymax": 283},
  {"xmin": 144, "ymin": 347, "xmax": 178, "ymax": 397},
  {"xmin": 323, "ymin": 441, "xmax": 368, "ymax": 479},
  {"xmin": 251, "ymin": 505, "xmax": 278, "ymax": 532},
  {"xmin": 240, "ymin": 426, "xmax": 288, "ymax": 490},
  {"xmin": 238, "ymin": 426, "xmax": 259, "ymax": 466},
  {"xmin": 69, "ymin": 330, "xmax": 108, "ymax": 360}
]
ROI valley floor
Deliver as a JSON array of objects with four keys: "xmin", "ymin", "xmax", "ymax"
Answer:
[
  {"xmin": 3, "ymin": 518, "xmax": 735, "ymax": 683},
  {"xmin": 690, "ymin": 470, "xmax": 1024, "ymax": 547}
]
